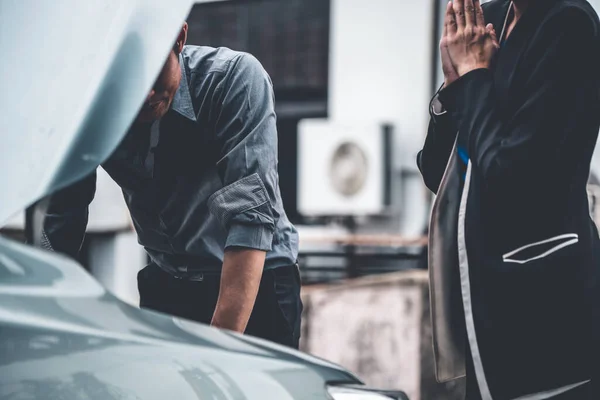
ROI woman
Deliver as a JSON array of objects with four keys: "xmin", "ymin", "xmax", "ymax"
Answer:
[{"xmin": 418, "ymin": 0, "xmax": 600, "ymax": 398}]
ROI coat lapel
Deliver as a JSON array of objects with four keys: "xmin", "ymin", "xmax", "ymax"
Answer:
[
  {"xmin": 428, "ymin": 140, "xmax": 467, "ymax": 382},
  {"xmin": 490, "ymin": 0, "xmax": 561, "ymax": 111},
  {"xmin": 426, "ymin": 1, "xmax": 516, "ymax": 383}
]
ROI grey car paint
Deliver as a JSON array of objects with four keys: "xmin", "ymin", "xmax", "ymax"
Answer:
[
  {"xmin": 0, "ymin": 0, "xmax": 199, "ymax": 226},
  {"xmin": 0, "ymin": 237, "xmax": 358, "ymax": 399}
]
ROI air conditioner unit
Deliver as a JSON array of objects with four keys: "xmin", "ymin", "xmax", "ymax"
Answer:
[{"xmin": 298, "ymin": 119, "xmax": 393, "ymax": 216}]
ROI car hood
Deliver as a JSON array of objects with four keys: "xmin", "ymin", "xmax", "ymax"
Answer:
[
  {"xmin": 0, "ymin": 0, "xmax": 197, "ymax": 226},
  {"xmin": 0, "ymin": 235, "xmax": 360, "ymax": 384}
]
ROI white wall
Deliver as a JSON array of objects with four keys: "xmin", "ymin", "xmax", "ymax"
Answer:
[
  {"xmin": 586, "ymin": 0, "xmax": 600, "ymax": 178},
  {"xmin": 327, "ymin": 0, "xmax": 436, "ymax": 236},
  {"xmin": 87, "ymin": 169, "xmax": 132, "ymax": 232},
  {"xmin": 329, "ymin": 0, "xmax": 435, "ymax": 170},
  {"xmin": 0, "ymin": 169, "xmax": 131, "ymax": 232},
  {"xmin": 88, "ymin": 230, "xmax": 146, "ymax": 306}
]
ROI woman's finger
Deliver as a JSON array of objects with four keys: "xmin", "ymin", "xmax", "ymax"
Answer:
[
  {"xmin": 446, "ymin": 1, "xmax": 457, "ymax": 35},
  {"xmin": 487, "ymin": 23, "xmax": 500, "ymax": 48},
  {"xmin": 474, "ymin": 0, "xmax": 485, "ymax": 27},
  {"xmin": 453, "ymin": 0, "xmax": 466, "ymax": 30},
  {"xmin": 443, "ymin": 2, "xmax": 448, "ymax": 37},
  {"xmin": 464, "ymin": 0, "xmax": 476, "ymax": 29}
]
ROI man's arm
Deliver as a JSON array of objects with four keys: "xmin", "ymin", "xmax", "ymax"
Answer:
[
  {"xmin": 417, "ymin": 86, "xmax": 459, "ymax": 194},
  {"xmin": 207, "ymin": 53, "xmax": 280, "ymax": 332},
  {"xmin": 211, "ymin": 248, "xmax": 265, "ymax": 332},
  {"xmin": 438, "ymin": 8, "xmax": 598, "ymax": 190},
  {"xmin": 36, "ymin": 171, "xmax": 97, "ymax": 260}
]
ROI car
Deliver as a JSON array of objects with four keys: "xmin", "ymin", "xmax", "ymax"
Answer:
[{"xmin": 0, "ymin": 1, "xmax": 409, "ymax": 399}]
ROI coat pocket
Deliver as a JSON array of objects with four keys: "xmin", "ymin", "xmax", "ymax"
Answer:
[
  {"xmin": 502, "ymin": 233, "xmax": 579, "ymax": 265},
  {"xmin": 486, "ymin": 233, "xmax": 589, "ymax": 394}
]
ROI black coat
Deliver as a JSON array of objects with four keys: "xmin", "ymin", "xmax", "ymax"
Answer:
[{"xmin": 418, "ymin": 0, "xmax": 600, "ymax": 398}]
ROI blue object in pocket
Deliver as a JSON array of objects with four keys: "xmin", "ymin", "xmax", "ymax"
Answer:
[{"xmin": 457, "ymin": 146, "xmax": 469, "ymax": 181}]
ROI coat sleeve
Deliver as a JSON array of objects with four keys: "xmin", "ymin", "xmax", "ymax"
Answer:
[
  {"xmin": 438, "ymin": 8, "xmax": 599, "ymax": 190},
  {"xmin": 417, "ymin": 85, "xmax": 459, "ymax": 194},
  {"xmin": 39, "ymin": 171, "xmax": 97, "ymax": 260}
]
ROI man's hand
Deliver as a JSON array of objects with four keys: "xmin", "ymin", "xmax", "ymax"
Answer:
[
  {"xmin": 211, "ymin": 248, "xmax": 265, "ymax": 333},
  {"xmin": 441, "ymin": 1, "xmax": 460, "ymax": 87},
  {"xmin": 445, "ymin": 0, "xmax": 499, "ymax": 77}
]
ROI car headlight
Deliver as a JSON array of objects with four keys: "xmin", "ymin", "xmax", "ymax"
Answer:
[{"xmin": 327, "ymin": 385, "xmax": 408, "ymax": 400}]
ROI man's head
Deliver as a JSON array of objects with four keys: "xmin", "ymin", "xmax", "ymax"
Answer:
[{"xmin": 136, "ymin": 23, "xmax": 188, "ymax": 123}]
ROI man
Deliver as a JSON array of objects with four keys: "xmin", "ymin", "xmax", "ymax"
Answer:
[
  {"xmin": 419, "ymin": 0, "xmax": 599, "ymax": 398},
  {"xmin": 37, "ymin": 23, "xmax": 302, "ymax": 348}
]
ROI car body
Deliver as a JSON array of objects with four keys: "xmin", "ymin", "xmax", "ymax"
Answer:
[
  {"xmin": 0, "ymin": 235, "xmax": 400, "ymax": 399},
  {"xmin": 0, "ymin": 0, "xmax": 408, "ymax": 399}
]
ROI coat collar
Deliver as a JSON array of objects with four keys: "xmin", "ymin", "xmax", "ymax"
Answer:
[{"xmin": 490, "ymin": 0, "xmax": 561, "ymax": 106}]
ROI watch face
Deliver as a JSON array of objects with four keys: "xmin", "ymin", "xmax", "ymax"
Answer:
[{"xmin": 329, "ymin": 141, "xmax": 369, "ymax": 197}]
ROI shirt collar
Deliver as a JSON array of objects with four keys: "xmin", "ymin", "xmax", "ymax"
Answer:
[{"xmin": 170, "ymin": 53, "xmax": 197, "ymax": 122}]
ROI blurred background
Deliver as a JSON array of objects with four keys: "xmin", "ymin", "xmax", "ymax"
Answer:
[{"xmin": 3, "ymin": 0, "xmax": 600, "ymax": 399}]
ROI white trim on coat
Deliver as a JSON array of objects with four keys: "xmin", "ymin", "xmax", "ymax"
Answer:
[
  {"xmin": 513, "ymin": 380, "xmax": 590, "ymax": 400},
  {"xmin": 458, "ymin": 162, "xmax": 494, "ymax": 400},
  {"xmin": 502, "ymin": 233, "xmax": 579, "ymax": 265}
]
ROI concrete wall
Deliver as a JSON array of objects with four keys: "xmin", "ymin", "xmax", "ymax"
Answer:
[
  {"xmin": 300, "ymin": 270, "xmax": 464, "ymax": 400},
  {"xmin": 88, "ymin": 230, "xmax": 146, "ymax": 306}
]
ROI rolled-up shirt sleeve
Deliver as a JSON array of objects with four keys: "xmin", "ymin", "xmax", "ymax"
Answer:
[{"xmin": 207, "ymin": 53, "xmax": 280, "ymax": 251}]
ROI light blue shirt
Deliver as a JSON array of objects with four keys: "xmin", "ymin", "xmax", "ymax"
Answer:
[{"xmin": 42, "ymin": 46, "xmax": 298, "ymax": 278}]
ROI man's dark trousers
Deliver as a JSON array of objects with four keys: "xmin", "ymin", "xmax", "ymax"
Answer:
[{"xmin": 137, "ymin": 263, "xmax": 303, "ymax": 349}]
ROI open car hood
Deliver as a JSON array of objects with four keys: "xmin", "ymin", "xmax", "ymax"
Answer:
[{"xmin": 0, "ymin": 0, "xmax": 198, "ymax": 226}]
